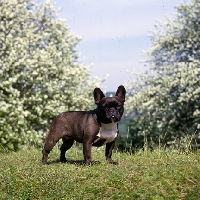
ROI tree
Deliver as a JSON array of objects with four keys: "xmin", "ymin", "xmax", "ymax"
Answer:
[
  {"xmin": 0, "ymin": 0, "xmax": 101, "ymax": 150},
  {"xmin": 125, "ymin": 0, "xmax": 200, "ymax": 150}
]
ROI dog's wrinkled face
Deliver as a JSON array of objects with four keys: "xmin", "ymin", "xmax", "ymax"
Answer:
[
  {"xmin": 98, "ymin": 97, "xmax": 124, "ymax": 123},
  {"xmin": 94, "ymin": 85, "xmax": 126, "ymax": 124}
]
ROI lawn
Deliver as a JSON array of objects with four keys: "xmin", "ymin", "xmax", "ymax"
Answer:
[{"xmin": 0, "ymin": 145, "xmax": 199, "ymax": 199}]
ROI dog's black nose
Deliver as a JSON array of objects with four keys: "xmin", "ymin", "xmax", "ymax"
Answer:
[
  {"xmin": 109, "ymin": 108, "xmax": 117, "ymax": 121},
  {"xmin": 110, "ymin": 108, "xmax": 115, "ymax": 114}
]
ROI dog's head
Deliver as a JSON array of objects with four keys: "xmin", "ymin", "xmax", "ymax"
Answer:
[{"xmin": 94, "ymin": 85, "xmax": 126, "ymax": 124}]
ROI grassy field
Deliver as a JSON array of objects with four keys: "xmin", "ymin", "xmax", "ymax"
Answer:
[{"xmin": 0, "ymin": 145, "xmax": 199, "ymax": 200}]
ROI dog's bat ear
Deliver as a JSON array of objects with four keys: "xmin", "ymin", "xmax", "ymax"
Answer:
[
  {"xmin": 94, "ymin": 88, "xmax": 105, "ymax": 104},
  {"xmin": 115, "ymin": 85, "xmax": 126, "ymax": 102}
]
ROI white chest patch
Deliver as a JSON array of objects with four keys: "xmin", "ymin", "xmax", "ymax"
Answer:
[{"xmin": 97, "ymin": 122, "xmax": 118, "ymax": 144}]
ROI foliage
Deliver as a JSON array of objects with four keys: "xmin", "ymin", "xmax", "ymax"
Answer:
[
  {"xmin": 125, "ymin": 0, "xmax": 200, "ymax": 148},
  {"xmin": 0, "ymin": 146, "xmax": 199, "ymax": 199},
  {"xmin": 0, "ymin": 0, "xmax": 101, "ymax": 150}
]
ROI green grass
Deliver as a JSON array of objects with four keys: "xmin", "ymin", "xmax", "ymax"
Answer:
[{"xmin": 0, "ymin": 145, "xmax": 199, "ymax": 200}]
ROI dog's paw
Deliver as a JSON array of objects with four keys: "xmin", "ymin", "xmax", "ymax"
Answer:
[
  {"xmin": 108, "ymin": 160, "xmax": 118, "ymax": 165},
  {"xmin": 42, "ymin": 161, "xmax": 49, "ymax": 165},
  {"xmin": 106, "ymin": 158, "xmax": 118, "ymax": 165},
  {"xmin": 42, "ymin": 157, "xmax": 49, "ymax": 165},
  {"xmin": 60, "ymin": 157, "xmax": 67, "ymax": 163}
]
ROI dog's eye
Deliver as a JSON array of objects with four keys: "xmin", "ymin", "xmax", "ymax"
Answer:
[
  {"xmin": 101, "ymin": 104, "xmax": 107, "ymax": 109},
  {"xmin": 102, "ymin": 103, "xmax": 107, "ymax": 107},
  {"xmin": 117, "ymin": 106, "xmax": 122, "ymax": 110}
]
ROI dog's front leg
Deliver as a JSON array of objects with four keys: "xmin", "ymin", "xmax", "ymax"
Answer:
[
  {"xmin": 105, "ymin": 140, "xmax": 118, "ymax": 164},
  {"xmin": 83, "ymin": 140, "xmax": 92, "ymax": 165}
]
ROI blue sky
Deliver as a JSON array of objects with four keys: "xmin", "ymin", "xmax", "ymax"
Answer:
[{"xmin": 41, "ymin": 0, "xmax": 190, "ymax": 91}]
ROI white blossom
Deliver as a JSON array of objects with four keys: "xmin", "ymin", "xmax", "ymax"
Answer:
[
  {"xmin": 126, "ymin": 0, "xmax": 200, "ymax": 148},
  {"xmin": 0, "ymin": 0, "xmax": 101, "ymax": 150}
]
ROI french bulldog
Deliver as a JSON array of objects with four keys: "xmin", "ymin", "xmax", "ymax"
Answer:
[{"xmin": 42, "ymin": 85, "xmax": 126, "ymax": 165}]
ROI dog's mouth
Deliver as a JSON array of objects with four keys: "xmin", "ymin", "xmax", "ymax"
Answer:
[
  {"xmin": 110, "ymin": 114, "xmax": 121, "ymax": 123},
  {"xmin": 111, "ymin": 116, "xmax": 115, "ymax": 123},
  {"xmin": 108, "ymin": 109, "xmax": 118, "ymax": 121}
]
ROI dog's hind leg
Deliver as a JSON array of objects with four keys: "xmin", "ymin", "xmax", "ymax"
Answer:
[
  {"xmin": 60, "ymin": 137, "xmax": 74, "ymax": 162},
  {"xmin": 42, "ymin": 132, "xmax": 62, "ymax": 164}
]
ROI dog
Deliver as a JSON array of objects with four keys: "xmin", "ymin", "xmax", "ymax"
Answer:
[{"xmin": 42, "ymin": 85, "xmax": 126, "ymax": 165}]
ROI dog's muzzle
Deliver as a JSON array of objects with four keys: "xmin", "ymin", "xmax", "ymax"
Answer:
[
  {"xmin": 109, "ymin": 108, "xmax": 119, "ymax": 122},
  {"xmin": 111, "ymin": 115, "xmax": 116, "ymax": 122}
]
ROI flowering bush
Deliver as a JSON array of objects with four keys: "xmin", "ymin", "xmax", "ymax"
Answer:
[
  {"xmin": 126, "ymin": 0, "xmax": 200, "ymax": 148},
  {"xmin": 0, "ymin": 0, "xmax": 100, "ymax": 150}
]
